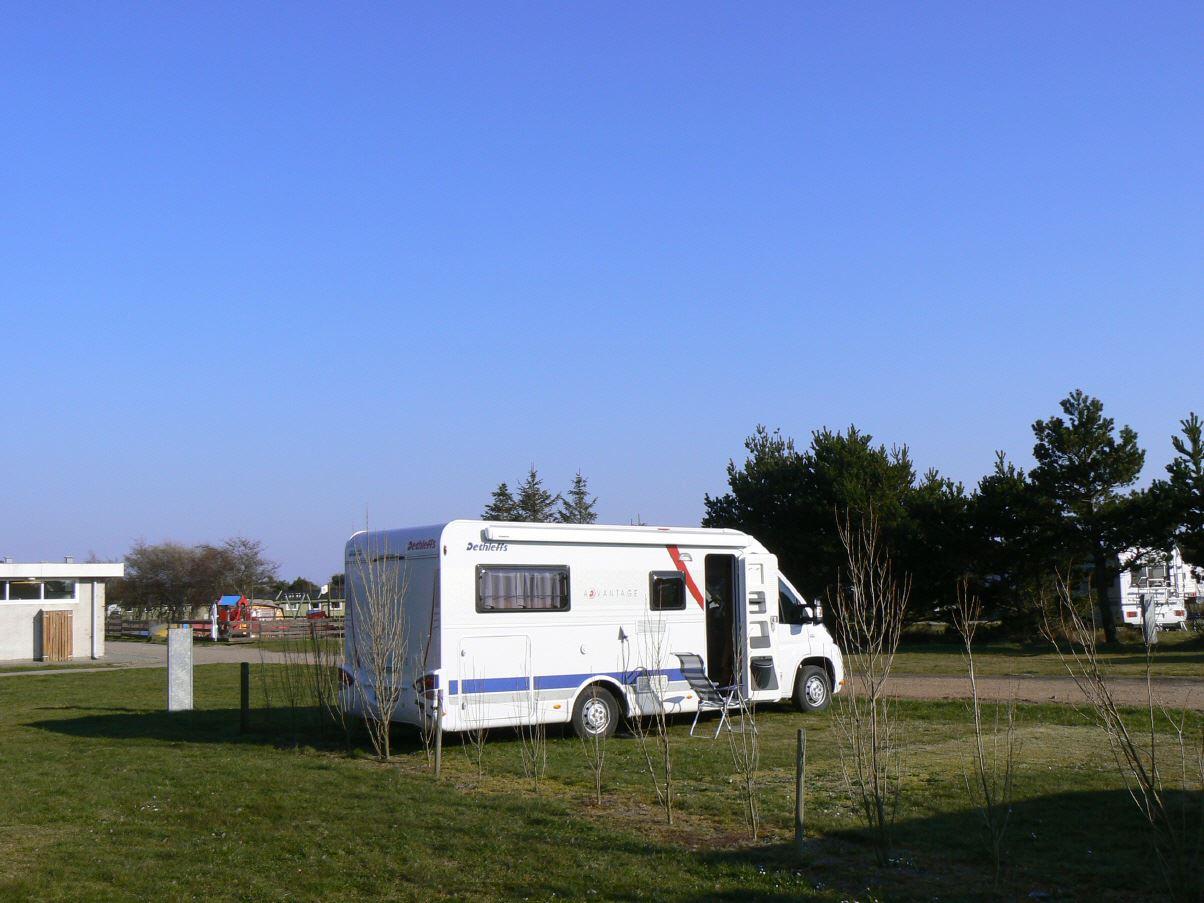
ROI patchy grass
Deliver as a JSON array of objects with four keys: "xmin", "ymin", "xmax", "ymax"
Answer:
[
  {"xmin": 0, "ymin": 666, "xmax": 1198, "ymax": 901},
  {"xmin": 890, "ymin": 630, "xmax": 1204, "ymax": 678}
]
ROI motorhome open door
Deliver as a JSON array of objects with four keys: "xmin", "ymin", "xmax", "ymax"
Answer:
[{"xmin": 738, "ymin": 552, "xmax": 781, "ymax": 702}]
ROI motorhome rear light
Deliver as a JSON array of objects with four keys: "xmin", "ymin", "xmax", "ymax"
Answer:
[
  {"xmin": 1175, "ymin": 611, "xmax": 1185, "ymax": 617},
  {"xmin": 415, "ymin": 674, "xmax": 438, "ymax": 693}
]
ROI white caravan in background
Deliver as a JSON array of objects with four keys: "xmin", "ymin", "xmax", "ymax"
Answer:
[
  {"xmin": 1111, "ymin": 547, "xmax": 1195, "ymax": 632},
  {"xmin": 340, "ymin": 520, "xmax": 845, "ymax": 738}
]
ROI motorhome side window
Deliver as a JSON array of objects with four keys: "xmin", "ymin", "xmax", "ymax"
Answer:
[
  {"xmin": 649, "ymin": 572, "xmax": 686, "ymax": 611},
  {"xmin": 476, "ymin": 566, "xmax": 570, "ymax": 613},
  {"xmin": 778, "ymin": 578, "xmax": 815, "ymax": 625}
]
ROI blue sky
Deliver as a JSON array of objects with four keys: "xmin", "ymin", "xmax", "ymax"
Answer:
[{"xmin": 2, "ymin": 3, "xmax": 1200, "ymax": 581}]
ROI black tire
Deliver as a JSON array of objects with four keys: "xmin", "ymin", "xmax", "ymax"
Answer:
[
  {"xmin": 793, "ymin": 664, "xmax": 832, "ymax": 713},
  {"xmin": 571, "ymin": 685, "xmax": 620, "ymax": 740}
]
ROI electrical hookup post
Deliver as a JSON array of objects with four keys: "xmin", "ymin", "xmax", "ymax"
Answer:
[{"xmin": 167, "ymin": 626, "xmax": 194, "ymax": 712}]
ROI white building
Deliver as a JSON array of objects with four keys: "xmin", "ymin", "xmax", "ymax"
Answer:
[{"xmin": 0, "ymin": 559, "xmax": 124, "ymax": 661}]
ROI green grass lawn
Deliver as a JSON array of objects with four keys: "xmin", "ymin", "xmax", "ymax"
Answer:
[
  {"xmin": 0, "ymin": 665, "xmax": 1197, "ymax": 901},
  {"xmin": 890, "ymin": 630, "xmax": 1204, "ymax": 678}
]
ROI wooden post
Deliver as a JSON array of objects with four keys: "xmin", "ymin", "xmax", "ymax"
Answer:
[
  {"xmin": 794, "ymin": 728, "xmax": 807, "ymax": 857},
  {"xmin": 239, "ymin": 662, "xmax": 250, "ymax": 733},
  {"xmin": 434, "ymin": 689, "xmax": 443, "ymax": 780}
]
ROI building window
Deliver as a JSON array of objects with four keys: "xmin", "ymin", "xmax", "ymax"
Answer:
[
  {"xmin": 649, "ymin": 572, "xmax": 686, "ymax": 611},
  {"xmin": 0, "ymin": 580, "xmax": 79, "ymax": 602},
  {"xmin": 43, "ymin": 580, "xmax": 77, "ymax": 600},
  {"xmin": 8, "ymin": 580, "xmax": 41, "ymax": 601},
  {"xmin": 476, "ymin": 566, "xmax": 570, "ymax": 612}
]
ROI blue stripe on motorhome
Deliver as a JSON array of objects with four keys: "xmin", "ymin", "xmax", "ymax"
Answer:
[
  {"xmin": 449, "ymin": 668, "xmax": 686, "ymax": 695},
  {"xmin": 460, "ymin": 675, "xmax": 530, "ymax": 694}
]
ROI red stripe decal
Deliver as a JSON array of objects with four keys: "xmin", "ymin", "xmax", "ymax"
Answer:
[{"xmin": 667, "ymin": 545, "xmax": 705, "ymax": 608}]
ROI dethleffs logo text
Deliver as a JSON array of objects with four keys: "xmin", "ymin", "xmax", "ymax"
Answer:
[
  {"xmin": 466, "ymin": 541, "xmax": 508, "ymax": 552},
  {"xmin": 406, "ymin": 539, "xmax": 437, "ymax": 551}
]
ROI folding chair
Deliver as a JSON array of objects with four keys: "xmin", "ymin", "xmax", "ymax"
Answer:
[{"xmin": 675, "ymin": 652, "xmax": 746, "ymax": 739}]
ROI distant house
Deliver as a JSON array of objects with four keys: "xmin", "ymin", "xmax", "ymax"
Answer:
[{"xmin": 0, "ymin": 558, "xmax": 125, "ymax": 661}]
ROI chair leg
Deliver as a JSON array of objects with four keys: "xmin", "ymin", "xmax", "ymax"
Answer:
[
  {"xmin": 713, "ymin": 707, "xmax": 729, "ymax": 739},
  {"xmin": 690, "ymin": 707, "xmax": 702, "ymax": 737}
]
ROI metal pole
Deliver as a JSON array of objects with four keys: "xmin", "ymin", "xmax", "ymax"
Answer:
[
  {"xmin": 240, "ymin": 661, "xmax": 250, "ymax": 733},
  {"xmin": 434, "ymin": 689, "xmax": 443, "ymax": 780},
  {"xmin": 794, "ymin": 728, "xmax": 806, "ymax": 857}
]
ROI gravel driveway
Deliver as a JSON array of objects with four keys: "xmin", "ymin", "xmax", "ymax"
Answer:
[{"xmin": 0, "ymin": 641, "xmax": 305, "ymax": 677}]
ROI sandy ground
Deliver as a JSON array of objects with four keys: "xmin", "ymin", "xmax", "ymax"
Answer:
[
  {"xmin": 882, "ymin": 673, "xmax": 1204, "ymax": 711},
  {"xmin": 0, "ymin": 640, "xmax": 302, "ymax": 677}
]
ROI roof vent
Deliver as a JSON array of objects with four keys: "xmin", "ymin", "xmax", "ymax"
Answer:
[{"xmin": 64, "ymin": 556, "xmax": 75, "ymax": 564}]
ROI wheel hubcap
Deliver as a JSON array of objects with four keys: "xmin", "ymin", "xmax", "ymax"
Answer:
[
  {"xmin": 582, "ymin": 697, "xmax": 610, "ymax": 733},
  {"xmin": 805, "ymin": 676, "xmax": 826, "ymax": 705}
]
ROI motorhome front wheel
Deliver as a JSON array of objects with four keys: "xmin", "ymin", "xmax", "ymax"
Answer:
[
  {"xmin": 572, "ymin": 687, "xmax": 619, "ymax": 740},
  {"xmin": 794, "ymin": 665, "xmax": 831, "ymax": 713}
]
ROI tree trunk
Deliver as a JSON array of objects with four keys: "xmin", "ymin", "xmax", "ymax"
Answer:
[{"xmin": 1093, "ymin": 552, "xmax": 1118, "ymax": 645}]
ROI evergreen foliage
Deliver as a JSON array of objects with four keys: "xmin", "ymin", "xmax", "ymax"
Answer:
[
  {"xmin": 1157, "ymin": 413, "xmax": 1204, "ymax": 568},
  {"xmin": 703, "ymin": 393, "xmax": 1203, "ymax": 635},
  {"xmin": 515, "ymin": 466, "xmax": 560, "ymax": 523},
  {"xmin": 558, "ymin": 472, "xmax": 598, "ymax": 524},
  {"xmin": 482, "ymin": 482, "xmax": 518, "ymax": 521},
  {"xmin": 483, "ymin": 468, "xmax": 598, "ymax": 524},
  {"xmin": 1030, "ymin": 390, "xmax": 1146, "ymax": 643}
]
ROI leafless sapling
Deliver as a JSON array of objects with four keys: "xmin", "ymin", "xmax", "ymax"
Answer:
[
  {"xmin": 952, "ymin": 581, "xmax": 1018, "ymax": 887},
  {"xmin": 828, "ymin": 510, "xmax": 909, "ymax": 865}
]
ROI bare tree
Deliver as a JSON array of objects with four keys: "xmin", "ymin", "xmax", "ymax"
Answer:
[
  {"xmin": 260, "ymin": 630, "xmax": 310, "ymax": 747},
  {"xmin": 953, "ymin": 581, "xmax": 1018, "ymax": 887},
  {"xmin": 516, "ymin": 701, "xmax": 548, "ymax": 791},
  {"xmin": 309, "ymin": 620, "xmax": 353, "ymax": 751},
  {"xmin": 459, "ymin": 662, "xmax": 490, "ymax": 777},
  {"xmin": 578, "ymin": 687, "xmax": 609, "ymax": 805},
  {"xmin": 726, "ymin": 681, "xmax": 761, "ymax": 839},
  {"xmin": 623, "ymin": 621, "xmax": 675, "ymax": 824},
  {"xmin": 414, "ymin": 595, "xmax": 441, "ymax": 774},
  {"xmin": 1044, "ymin": 577, "xmax": 1203, "ymax": 902},
  {"xmin": 828, "ymin": 511, "xmax": 908, "ymax": 864},
  {"xmin": 515, "ymin": 650, "xmax": 548, "ymax": 790},
  {"xmin": 348, "ymin": 538, "xmax": 409, "ymax": 762}
]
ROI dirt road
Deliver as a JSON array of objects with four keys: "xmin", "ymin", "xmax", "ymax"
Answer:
[
  {"xmin": 0, "ymin": 641, "xmax": 304, "ymax": 677},
  {"xmin": 883, "ymin": 673, "xmax": 1204, "ymax": 711}
]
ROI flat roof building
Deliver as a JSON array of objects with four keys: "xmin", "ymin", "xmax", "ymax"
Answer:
[{"xmin": 0, "ymin": 559, "xmax": 124, "ymax": 662}]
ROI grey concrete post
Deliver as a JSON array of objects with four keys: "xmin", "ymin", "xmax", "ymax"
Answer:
[{"xmin": 167, "ymin": 626, "xmax": 194, "ymax": 712}]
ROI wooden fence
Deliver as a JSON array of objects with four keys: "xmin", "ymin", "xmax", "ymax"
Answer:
[
  {"xmin": 105, "ymin": 616, "xmax": 153, "ymax": 638},
  {"xmin": 104, "ymin": 614, "xmax": 343, "ymax": 643},
  {"xmin": 243, "ymin": 618, "xmax": 345, "ymax": 642}
]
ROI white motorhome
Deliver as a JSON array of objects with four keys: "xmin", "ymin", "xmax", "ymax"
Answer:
[
  {"xmin": 341, "ymin": 521, "xmax": 844, "ymax": 738},
  {"xmin": 1112, "ymin": 547, "xmax": 1195, "ymax": 632}
]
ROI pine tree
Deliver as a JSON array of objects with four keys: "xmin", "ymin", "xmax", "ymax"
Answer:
[
  {"xmin": 482, "ymin": 482, "xmax": 518, "ymax": 521},
  {"xmin": 1031, "ymin": 390, "xmax": 1146, "ymax": 644},
  {"xmin": 1165, "ymin": 413, "xmax": 1204, "ymax": 568},
  {"xmin": 515, "ymin": 466, "xmax": 559, "ymax": 523},
  {"xmin": 558, "ymin": 472, "xmax": 598, "ymax": 524}
]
